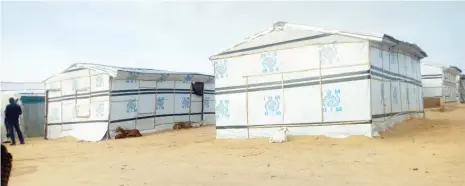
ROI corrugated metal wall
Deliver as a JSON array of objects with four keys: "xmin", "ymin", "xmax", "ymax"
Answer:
[{"xmin": 19, "ymin": 96, "xmax": 45, "ymax": 137}]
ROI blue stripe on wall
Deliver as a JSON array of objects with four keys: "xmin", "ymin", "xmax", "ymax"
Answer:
[
  {"xmin": 47, "ymin": 88, "xmax": 215, "ymax": 102},
  {"xmin": 110, "ymin": 112, "xmax": 216, "ymax": 124}
]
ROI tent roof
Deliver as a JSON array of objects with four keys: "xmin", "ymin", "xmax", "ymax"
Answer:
[
  {"xmin": 62, "ymin": 63, "xmax": 210, "ymax": 77},
  {"xmin": 210, "ymin": 21, "xmax": 427, "ymax": 60},
  {"xmin": 44, "ymin": 63, "xmax": 214, "ymax": 82},
  {"xmin": 422, "ymin": 62, "xmax": 463, "ymax": 74},
  {"xmin": 449, "ymin": 66, "xmax": 462, "ymax": 73},
  {"xmin": 0, "ymin": 81, "xmax": 45, "ymax": 92}
]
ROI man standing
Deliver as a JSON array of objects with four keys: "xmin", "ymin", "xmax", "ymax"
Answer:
[{"xmin": 4, "ymin": 97, "xmax": 24, "ymax": 145}]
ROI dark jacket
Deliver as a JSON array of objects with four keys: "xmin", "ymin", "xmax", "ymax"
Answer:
[{"xmin": 4, "ymin": 98, "xmax": 22, "ymax": 123}]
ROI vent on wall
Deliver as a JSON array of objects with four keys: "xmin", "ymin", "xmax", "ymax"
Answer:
[{"xmin": 273, "ymin": 21, "xmax": 287, "ymax": 31}]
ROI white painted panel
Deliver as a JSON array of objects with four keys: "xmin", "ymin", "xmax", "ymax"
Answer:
[
  {"xmin": 46, "ymin": 125, "xmax": 62, "ymax": 139},
  {"xmin": 139, "ymin": 80, "xmax": 157, "ymax": 89},
  {"xmin": 155, "ymin": 115, "xmax": 174, "ymax": 125},
  {"xmin": 110, "ymin": 96, "xmax": 138, "ymax": 121},
  {"xmin": 47, "ymin": 102, "xmax": 62, "ymax": 123},
  {"xmin": 135, "ymin": 118, "xmax": 155, "ymax": 131},
  {"xmin": 371, "ymin": 79, "xmax": 384, "ymax": 115},
  {"xmin": 157, "ymin": 80, "xmax": 175, "ymax": 89},
  {"xmin": 215, "ymin": 93, "xmax": 247, "ymax": 127},
  {"xmin": 320, "ymin": 64, "xmax": 370, "ymax": 76},
  {"xmin": 382, "ymin": 51, "xmax": 390, "ymax": 71},
  {"xmin": 383, "ymin": 81, "xmax": 392, "ymax": 114},
  {"xmin": 138, "ymin": 94, "xmax": 156, "ymax": 115},
  {"xmin": 174, "ymin": 80, "xmax": 190, "ymax": 90},
  {"xmin": 61, "ymin": 100, "xmax": 75, "ymax": 121},
  {"xmin": 400, "ymin": 82, "xmax": 408, "ymax": 112},
  {"xmin": 75, "ymin": 98, "xmax": 91, "ymax": 118},
  {"xmin": 46, "ymin": 82, "xmax": 62, "ymax": 98},
  {"xmin": 415, "ymin": 61, "xmax": 421, "ymax": 80},
  {"xmin": 411, "ymin": 85, "xmax": 419, "ymax": 111},
  {"xmin": 406, "ymin": 56, "xmax": 414, "ymax": 78},
  {"xmin": 276, "ymin": 46, "xmax": 319, "ymax": 72},
  {"xmin": 204, "ymin": 83, "xmax": 215, "ymax": 91},
  {"xmin": 389, "ymin": 52, "xmax": 399, "ymax": 74},
  {"xmin": 320, "ymin": 42, "xmax": 369, "ymax": 68},
  {"xmin": 370, "ymin": 47, "xmax": 383, "ymax": 68},
  {"xmin": 398, "ymin": 53, "xmax": 406, "ymax": 76},
  {"xmin": 416, "ymin": 86, "xmax": 422, "ymax": 111},
  {"xmin": 322, "ymin": 79, "xmax": 371, "ymax": 122},
  {"xmin": 283, "ymin": 85, "xmax": 322, "ymax": 124}
]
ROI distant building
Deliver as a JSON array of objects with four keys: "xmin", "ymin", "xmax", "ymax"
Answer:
[{"xmin": 421, "ymin": 63, "xmax": 462, "ymax": 105}]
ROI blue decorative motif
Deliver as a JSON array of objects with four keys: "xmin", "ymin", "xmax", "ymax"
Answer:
[
  {"xmin": 159, "ymin": 73, "xmax": 169, "ymax": 82},
  {"xmin": 215, "ymin": 100, "xmax": 230, "ymax": 119},
  {"xmin": 215, "ymin": 60, "xmax": 228, "ymax": 79},
  {"xmin": 126, "ymin": 71, "xmax": 141, "ymax": 83},
  {"xmin": 156, "ymin": 96, "xmax": 166, "ymax": 110},
  {"xmin": 204, "ymin": 96, "xmax": 211, "ymax": 108},
  {"xmin": 264, "ymin": 95, "xmax": 281, "ymax": 116},
  {"xmin": 323, "ymin": 89, "xmax": 342, "ymax": 112},
  {"xmin": 96, "ymin": 103, "xmax": 104, "ymax": 117},
  {"xmin": 392, "ymin": 87, "xmax": 398, "ymax": 104},
  {"xmin": 261, "ymin": 52, "xmax": 278, "ymax": 73},
  {"xmin": 183, "ymin": 74, "xmax": 194, "ymax": 84},
  {"xmin": 181, "ymin": 96, "xmax": 190, "ymax": 109},
  {"xmin": 126, "ymin": 99, "xmax": 138, "ymax": 113},
  {"xmin": 96, "ymin": 75, "xmax": 104, "ymax": 88},
  {"xmin": 126, "ymin": 79, "xmax": 136, "ymax": 83},
  {"xmin": 319, "ymin": 44, "xmax": 338, "ymax": 65}
]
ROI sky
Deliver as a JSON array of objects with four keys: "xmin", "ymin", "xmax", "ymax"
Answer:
[{"xmin": 1, "ymin": 1, "xmax": 464, "ymax": 82}]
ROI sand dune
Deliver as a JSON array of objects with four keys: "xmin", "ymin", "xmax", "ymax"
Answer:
[{"xmin": 7, "ymin": 105, "xmax": 465, "ymax": 186}]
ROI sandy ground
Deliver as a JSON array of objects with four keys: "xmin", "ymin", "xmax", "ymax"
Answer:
[{"xmin": 6, "ymin": 105, "xmax": 465, "ymax": 186}]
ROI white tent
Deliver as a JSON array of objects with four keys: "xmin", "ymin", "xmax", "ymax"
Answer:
[
  {"xmin": 421, "ymin": 63, "xmax": 462, "ymax": 103},
  {"xmin": 0, "ymin": 82, "xmax": 45, "ymax": 142},
  {"xmin": 44, "ymin": 63, "xmax": 215, "ymax": 142},
  {"xmin": 209, "ymin": 21, "xmax": 427, "ymax": 139}
]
